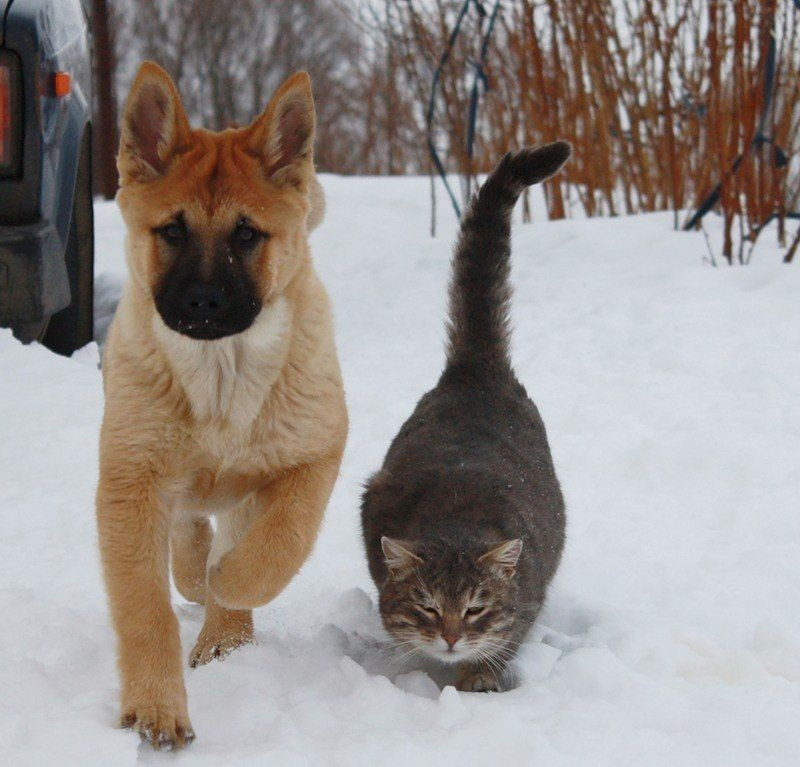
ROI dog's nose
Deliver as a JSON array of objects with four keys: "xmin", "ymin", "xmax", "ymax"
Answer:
[{"xmin": 182, "ymin": 285, "xmax": 224, "ymax": 321}]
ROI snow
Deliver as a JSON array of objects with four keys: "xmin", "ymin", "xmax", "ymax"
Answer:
[{"xmin": 1, "ymin": 175, "xmax": 799, "ymax": 766}]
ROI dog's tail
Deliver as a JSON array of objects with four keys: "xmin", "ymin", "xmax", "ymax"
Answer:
[{"xmin": 445, "ymin": 142, "xmax": 572, "ymax": 376}]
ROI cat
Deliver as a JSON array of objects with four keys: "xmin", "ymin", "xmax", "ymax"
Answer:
[{"xmin": 361, "ymin": 143, "xmax": 571, "ymax": 692}]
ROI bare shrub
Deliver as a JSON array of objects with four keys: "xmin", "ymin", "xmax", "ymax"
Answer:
[
  {"xmin": 368, "ymin": 0, "xmax": 800, "ymax": 260},
  {"xmin": 104, "ymin": 0, "xmax": 799, "ymax": 258},
  {"xmin": 114, "ymin": 0, "xmax": 366, "ymax": 173}
]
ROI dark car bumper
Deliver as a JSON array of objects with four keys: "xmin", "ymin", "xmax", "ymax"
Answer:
[{"xmin": 0, "ymin": 221, "xmax": 69, "ymax": 324}]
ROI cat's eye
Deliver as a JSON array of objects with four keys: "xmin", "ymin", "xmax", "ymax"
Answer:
[
  {"xmin": 464, "ymin": 606, "xmax": 486, "ymax": 619},
  {"xmin": 420, "ymin": 605, "xmax": 440, "ymax": 618}
]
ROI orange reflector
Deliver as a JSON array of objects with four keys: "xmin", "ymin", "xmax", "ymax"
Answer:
[{"xmin": 53, "ymin": 72, "xmax": 71, "ymax": 98}]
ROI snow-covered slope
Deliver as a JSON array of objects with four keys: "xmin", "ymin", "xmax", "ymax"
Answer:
[{"xmin": 1, "ymin": 176, "xmax": 798, "ymax": 766}]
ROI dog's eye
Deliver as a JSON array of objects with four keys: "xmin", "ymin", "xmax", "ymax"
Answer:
[
  {"xmin": 235, "ymin": 220, "xmax": 260, "ymax": 245},
  {"xmin": 464, "ymin": 606, "xmax": 486, "ymax": 619},
  {"xmin": 158, "ymin": 222, "xmax": 185, "ymax": 242}
]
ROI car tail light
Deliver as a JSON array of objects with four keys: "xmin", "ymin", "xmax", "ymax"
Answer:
[
  {"xmin": 53, "ymin": 71, "xmax": 71, "ymax": 98},
  {"xmin": 0, "ymin": 52, "xmax": 22, "ymax": 178}
]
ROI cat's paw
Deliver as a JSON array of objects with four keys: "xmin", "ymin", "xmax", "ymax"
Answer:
[{"xmin": 456, "ymin": 667, "xmax": 502, "ymax": 693}]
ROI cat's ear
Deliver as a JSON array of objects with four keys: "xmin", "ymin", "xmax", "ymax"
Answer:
[
  {"xmin": 381, "ymin": 537, "xmax": 422, "ymax": 576},
  {"xmin": 246, "ymin": 71, "xmax": 316, "ymax": 188},
  {"xmin": 118, "ymin": 61, "xmax": 191, "ymax": 183},
  {"xmin": 479, "ymin": 539, "xmax": 523, "ymax": 577}
]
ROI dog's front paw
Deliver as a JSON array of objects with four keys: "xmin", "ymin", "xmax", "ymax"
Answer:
[
  {"xmin": 189, "ymin": 616, "xmax": 254, "ymax": 668},
  {"xmin": 456, "ymin": 666, "xmax": 502, "ymax": 693},
  {"xmin": 120, "ymin": 701, "xmax": 194, "ymax": 750},
  {"xmin": 207, "ymin": 553, "xmax": 262, "ymax": 610}
]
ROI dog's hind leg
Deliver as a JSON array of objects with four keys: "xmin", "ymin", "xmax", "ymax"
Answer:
[
  {"xmin": 188, "ymin": 503, "xmax": 256, "ymax": 667},
  {"xmin": 171, "ymin": 518, "xmax": 212, "ymax": 604}
]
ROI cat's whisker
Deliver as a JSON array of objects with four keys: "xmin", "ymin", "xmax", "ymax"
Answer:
[
  {"xmin": 377, "ymin": 638, "xmax": 420, "ymax": 657},
  {"xmin": 371, "ymin": 641, "xmax": 414, "ymax": 661},
  {"xmin": 480, "ymin": 648, "xmax": 517, "ymax": 666},
  {"xmin": 475, "ymin": 642, "xmax": 517, "ymax": 673},
  {"xmin": 390, "ymin": 646, "xmax": 425, "ymax": 670},
  {"xmin": 474, "ymin": 648, "xmax": 505, "ymax": 687},
  {"xmin": 478, "ymin": 638, "xmax": 518, "ymax": 653}
]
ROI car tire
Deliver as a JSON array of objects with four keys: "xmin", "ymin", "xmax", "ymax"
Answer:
[{"xmin": 42, "ymin": 130, "xmax": 94, "ymax": 356}]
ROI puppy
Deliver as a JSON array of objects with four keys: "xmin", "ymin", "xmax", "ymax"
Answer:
[{"xmin": 96, "ymin": 62, "xmax": 347, "ymax": 750}]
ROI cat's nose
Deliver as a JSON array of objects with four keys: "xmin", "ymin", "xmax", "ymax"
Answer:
[{"xmin": 442, "ymin": 632, "xmax": 461, "ymax": 649}]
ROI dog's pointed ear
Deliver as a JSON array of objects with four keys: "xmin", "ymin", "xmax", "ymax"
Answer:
[
  {"xmin": 247, "ymin": 71, "xmax": 316, "ymax": 188},
  {"xmin": 118, "ymin": 61, "xmax": 191, "ymax": 184}
]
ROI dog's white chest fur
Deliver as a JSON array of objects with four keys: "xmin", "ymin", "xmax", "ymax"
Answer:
[{"xmin": 154, "ymin": 298, "xmax": 291, "ymax": 430}]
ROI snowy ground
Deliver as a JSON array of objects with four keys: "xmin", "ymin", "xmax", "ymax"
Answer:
[{"xmin": 1, "ymin": 176, "xmax": 799, "ymax": 766}]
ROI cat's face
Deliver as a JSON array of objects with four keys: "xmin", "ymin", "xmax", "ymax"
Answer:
[{"xmin": 378, "ymin": 536, "xmax": 522, "ymax": 664}]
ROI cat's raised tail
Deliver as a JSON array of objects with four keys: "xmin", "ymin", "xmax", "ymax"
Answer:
[{"xmin": 445, "ymin": 142, "xmax": 572, "ymax": 375}]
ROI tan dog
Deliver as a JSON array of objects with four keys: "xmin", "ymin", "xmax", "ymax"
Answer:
[{"xmin": 96, "ymin": 62, "xmax": 347, "ymax": 750}]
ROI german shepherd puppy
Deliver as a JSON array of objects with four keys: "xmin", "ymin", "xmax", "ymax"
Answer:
[{"xmin": 96, "ymin": 62, "xmax": 347, "ymax": 750}]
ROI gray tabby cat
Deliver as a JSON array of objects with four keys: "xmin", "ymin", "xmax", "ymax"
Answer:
[{"xmin": 361, "ymin": 144, "xmax": 571, "ymax": 691}]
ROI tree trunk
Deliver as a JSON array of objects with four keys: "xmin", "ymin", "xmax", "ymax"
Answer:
[{"xmin": 91, "ymin": 0, "xmax": 119, "ymax": 200}]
